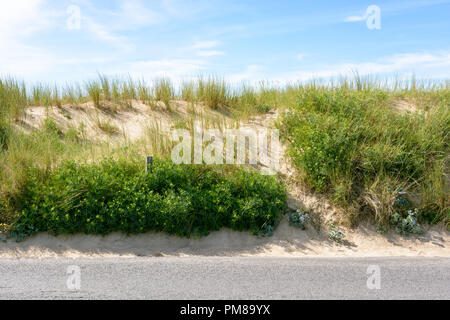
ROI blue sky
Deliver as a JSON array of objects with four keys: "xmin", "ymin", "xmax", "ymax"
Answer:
[{"xmin": 1, "ymin": 0, "xmax": 449, "ymax": 85}]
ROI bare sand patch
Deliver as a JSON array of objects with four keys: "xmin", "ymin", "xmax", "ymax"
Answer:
[{"xmin": 0, "ymin": 215, "xmax": 448, "ymax": 258}]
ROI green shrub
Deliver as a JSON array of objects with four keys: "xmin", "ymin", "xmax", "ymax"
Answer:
[
  {"xmin": 43, "ymin": 118, "xmax": 63, "ymax": 137},
  {"xmin": 256, "ymin": 105, "xmax": 272, "ymax": 113},
  {"xmin": 10, "ymin": 158, "xmax": 287, "ymax": 240},
  {"xmin": 281, "ymin": 87, "xmax": 450, "ymax": 226}
]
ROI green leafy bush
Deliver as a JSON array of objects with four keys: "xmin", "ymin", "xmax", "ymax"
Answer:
[
  {"xmin": 281, "ymin": 87, "xmax": 450, "ymax": 226},
  {"xmin": 10, "ymin": 158, "xmax": 286, "ymax": 240}
]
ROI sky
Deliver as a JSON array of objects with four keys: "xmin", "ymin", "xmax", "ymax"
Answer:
[{"xmin": 0, "ymin": 0, "xmax": 449, "ymax": 85}]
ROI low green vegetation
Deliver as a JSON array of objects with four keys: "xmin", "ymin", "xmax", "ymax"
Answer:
[
  {"xmin": 0, "ymin": 75, "xmax": 449, "ymax": 240},
  {"xmin": 96, "ymin": 119, "xmax": 120, "ymax": 135},
  {"xmin": 280, "ymin": 81, "xmax": 449, "ymax": 229},
  {"xmin": 288, "ymin": 209, "xmax": 310, "ymax": 230},
  {"xmin": 328, "ymin": 220, "xmax": 345, "ymax": 243},
  {"xmin": 10, "ymin": 158, "xmax": 286, "ymax": 240}
]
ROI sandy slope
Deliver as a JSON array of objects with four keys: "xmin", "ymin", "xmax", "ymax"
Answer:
[
  {"xmin": 0, "ymin": 215, "xmax": 448, "ymax": 258},
  {"xmin": 2, "ymin": 101, "xmax": 448, "ymax": 258}
]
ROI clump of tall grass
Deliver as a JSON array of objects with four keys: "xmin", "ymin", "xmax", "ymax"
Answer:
[
  {"xmin": 153, "ymin": 78, "xmax": 174, "ymax": 111},
  {"xmin": 29, "ymin": 83, "xmax": 64, "ymax": 107},
  {"xmin": 0, "ymin": 78, "xmax": 27, "ymax": 121},
  {"xmin": 0, "ymin": 78, "xmax": 27, "ymax": 154},
  {"xmin": 258, "ymin": 81, "xmax": 280, "ymax": 108},
  {"xmin": 61, "ymin": 83, "xmax": 84, "ymax": 105},
  {"xmin": 99, "ymin": 74, "xmax": 112, "ymax": 102},
  {"xmin": 86, "ymin": 81, "xmax": 102, "ymax": 108},
  {"xmin": 197, "ymin": 76, "xmax": 230, "ymax": 110},
  {"xmin": 137, "ymin": 79, "xmax": 153, "ymax": 105},
  {"xmin": 144, "ymin": 121, "xmax": 174, "ymax": 157},
  {"xmin": 85, "ymin": 76, "xmax": 137, "ymax": 110},
  {"xmin": 181, "ymin": 81, "xmax": 195, "ymax": 102},
  {"xmin": 96, "ymin": 119, "xmax": 120, "ymax": 135},
  {"xmin": 121, "ymin": 77, "xmax": 137, "ymax": 108}
]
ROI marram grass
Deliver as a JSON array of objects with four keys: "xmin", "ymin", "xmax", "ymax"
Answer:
[{"xmin": 0, "ymin": 75, "xmax": 448, "ymax": 237}]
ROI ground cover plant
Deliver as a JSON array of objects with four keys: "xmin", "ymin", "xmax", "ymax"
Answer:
[
  {"xmin": 280, "ymin": 79, "xmax": 449, "ymax": 229},
  {"xmin": 0, "ymin": 75, "xmax": 448, "ymax": 239},
  {"xmin": 9, "ymin": 158, "xmax": 286, "ymax": 240}
]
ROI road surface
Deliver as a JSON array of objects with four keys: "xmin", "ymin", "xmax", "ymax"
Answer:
[{"xmin": 0, "ymin": 257, "xmax": 448, "ymax": 299}]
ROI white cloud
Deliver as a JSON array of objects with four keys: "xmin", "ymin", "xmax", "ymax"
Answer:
[
  {"xmin": 0, "ymin": 44, "xmax": 54, "ymax": 76},
  {"xmin": 190, "ymin": 41, "xmax": 220, "ymax": 50},
  {"xmin": 161, "ymin": 0, "xmax": 210, "ymax": 18},
  {"xmin": 229, "ymin": 65, "xmax": 265, "ymax": 83},
  {"xmin": 344, "ymin": 15, "xmax": 366, "ymax": 22},
  {"xmin": 297, "ymin": 54, "xmax": 305, "ymax": 61},
  {"xmin": 84, "ymin": 18, "xmax": 132, "ymax": 50},
  {"xmin": 123, "ymin": 59, "xmax": 208, "ymax": 80},
  {"xmin": 197, "ymin": 50, "xmax": 224, "ymax": 57},
  {"xmin": 0, "ymin": 0, "xmax": 51, "ymax": 38},
  {"xmin": 0, "ymin": 0, "xmax": 58, "ymax": 77},
  {"xmin": 0, "ymin": 0, "xmax": 121, "ymax": 78},
  {"xmin": 186, "ymin": 40, "xmax": 225, "ymax": 58},
  {"xmin": 71, "ymin": 0, "xmax": 167, "ymax": 50},
  {"xmin": 275, "ymin": 51, "xmax": 450, "ymax": 82},
  {"xmin": 119, "ymin": 0, "xmax": 165, "ymax": 26}
]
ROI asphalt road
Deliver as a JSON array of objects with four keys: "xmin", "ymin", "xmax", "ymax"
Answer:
[{"xmin": 0, "ymin": 257, "xmax": 448, "ymax": 299}]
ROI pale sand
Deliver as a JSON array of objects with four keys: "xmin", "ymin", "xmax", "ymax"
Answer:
[
  {"xmin": 1, "ymin": 215, "xmax": 448, "ymax": 258},
  {"xmin": 4, "ymin": 101, "xmax": 447, "ymax": 259}
]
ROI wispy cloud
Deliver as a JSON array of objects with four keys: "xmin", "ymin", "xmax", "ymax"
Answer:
[
  {"xmin": 123, "ymin": 58, "xmax": 208, "ymax": 80},
  {"xmin": 344, "ymin": 15, "xmax": 367, "ymax": 22},
  {"xmin": 229, "ymin": 65, "xmax": 265, "ymax": 83},
  {"xmin": 275, "ymin": 51, "xmax": 450, "ymax": 82},
  {"xmin": 83, "ymin": 18, "xmax": 132, "ymax": 50},
  {"xmin": 197, "ymin": 50, "xmax": 224, "ymax": 57},
  {"xmin": 187, "ymin": 40, "xmax": 225, "ymax": 57},
  {"xmin": 0, "ymin": 0, "xmax": 58, "ymax": 76},
  {"xmin": 118, "ymin": 0, "xmax": 166, "ymax": 27},
  {"xmin": 76, "ymin": 0, "xmax": 168, "ymax": 49},
  {"xmin": 0, "ymin": 0, "xmax": 122, "ymax": 77},
  {"xmin": 190, "ymin": 41, "xmax": 221, "ymax": 50},
  {"xmin": 0, "ymin": 0, "xmax": 51, "ymax": 38}
]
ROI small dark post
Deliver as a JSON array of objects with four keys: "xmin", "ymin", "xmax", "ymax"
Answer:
[{"xmin": 146, "ymin": 156, "xmax": 153, "ymax": 173}]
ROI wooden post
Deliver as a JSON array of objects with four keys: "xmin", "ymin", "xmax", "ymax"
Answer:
[{"xmin": 146, "ymin": 156, "xmax": 153, "ymax": 173}]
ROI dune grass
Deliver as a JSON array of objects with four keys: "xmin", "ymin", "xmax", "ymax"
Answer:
[
  {"xmin": 0, "ymin": 75, "xmax": 448, "ymax": 237},
  {"xmin": 280, "ymin": 80, "xmax": 449, "ymax": 229}
]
